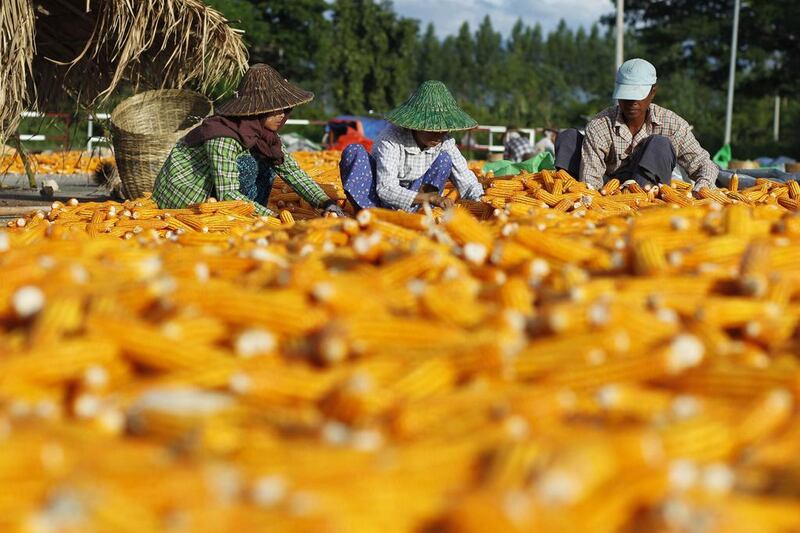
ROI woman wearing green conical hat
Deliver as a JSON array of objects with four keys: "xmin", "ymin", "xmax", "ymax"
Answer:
[{"xmin": 339, "ymin": 80, "xmax": 484, "ymax": 212}]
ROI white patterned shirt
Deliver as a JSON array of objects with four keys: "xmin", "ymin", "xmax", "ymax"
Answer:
[
  {"xmin": 372, "ymin": 124, "xmax": 484, "ymax": 210},
  {"xmin": 580, "ymin": 104, "xmax": 718, "ymax": 191}
]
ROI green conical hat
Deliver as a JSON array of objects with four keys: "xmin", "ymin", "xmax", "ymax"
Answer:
[{"xmin": 385, "ymin": 80, "xmax": 477, "ymax": 132}]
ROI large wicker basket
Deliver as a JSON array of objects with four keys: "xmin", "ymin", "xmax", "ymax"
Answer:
[{"xmin": 110, "ymin": 89, "xmax": 212, "ymax": 199}]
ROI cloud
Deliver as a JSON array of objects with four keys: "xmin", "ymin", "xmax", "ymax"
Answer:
[{"xmin": 391, "ymin": 0, "xmax": 614, "ymax": 37}]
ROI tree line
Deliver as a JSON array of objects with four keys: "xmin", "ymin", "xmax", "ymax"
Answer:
[{"xmin": 207, "ymin": 0, "xmax": 798, "ymax": 159}]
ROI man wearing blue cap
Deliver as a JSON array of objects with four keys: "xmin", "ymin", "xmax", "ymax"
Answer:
[{"xmin": 554, "ymin": 58, "xmax": 718, "ymax": 192}]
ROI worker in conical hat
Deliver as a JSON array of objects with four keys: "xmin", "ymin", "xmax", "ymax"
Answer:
[
  {"xmin": 154, "ymin": 63, "xmax": 344, "ymax": 217},
  {"xmin": 339, "ymin": 80, "xmax": 484, "ymax": 212}
]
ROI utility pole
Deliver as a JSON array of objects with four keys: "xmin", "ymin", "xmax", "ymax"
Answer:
[
  {"xmin": 724, "ymin": 0, "xmax": 741, "ymax": 146},
  {"xmin": 615, "ymin": 0, "xmax": 624, "ymax": 70},
  {"xmin": 773, "ymin": 95, "xmax": 780, "ymax": 142}
]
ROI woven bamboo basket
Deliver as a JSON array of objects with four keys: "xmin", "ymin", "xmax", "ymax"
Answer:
[{"xmin": 110, "ymin": 89, "xmax": 212, "ymax": 199}]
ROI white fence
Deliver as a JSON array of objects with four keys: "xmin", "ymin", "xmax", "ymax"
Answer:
[
  {"xmin": 463, "ymin": 126, "xmax": 537, "ymax": 154},
  {"xmin": 283, "ymin": 119, "xmax": 538, "ymax": 154},
  {"xmin": 18, "ymin": 111, "xmax": 111, "ymax": 152}
]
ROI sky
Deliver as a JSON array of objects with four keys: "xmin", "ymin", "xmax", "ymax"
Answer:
[{"xmin": 391, "ymin": 0, "xmax": 614, "ymax": 37}]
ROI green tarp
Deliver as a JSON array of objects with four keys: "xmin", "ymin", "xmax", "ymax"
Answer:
[
  {"xmin": 713, "ymin": 144, "xmax": 731, "ymax": 170},
  {"xmin": 483, "ymin": 151, "xmax": 555, "ymax": 177}
]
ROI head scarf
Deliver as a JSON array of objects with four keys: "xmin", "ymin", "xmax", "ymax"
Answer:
[{"xmin": 183, "ymin": 115, "xmax": 284, "ymax": 166}]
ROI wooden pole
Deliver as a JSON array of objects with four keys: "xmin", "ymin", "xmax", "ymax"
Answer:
[{"xmin": 11, "ymin": 134, "xmax": 37, "ymax": 189}]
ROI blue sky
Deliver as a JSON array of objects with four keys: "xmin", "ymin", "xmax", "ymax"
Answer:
[{"xmin": 391, "ymin": 0, "xmax": 614, "ymax": 37}]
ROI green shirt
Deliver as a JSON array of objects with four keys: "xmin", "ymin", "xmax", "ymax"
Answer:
[{"xmin": 152, "ymin": 137, "xmax": 329, "ymax": 217}]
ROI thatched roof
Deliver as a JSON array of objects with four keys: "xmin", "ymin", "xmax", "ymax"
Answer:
[{"xmin": 0, "ymin": 0, "xmax": 249, "ymax": 143}]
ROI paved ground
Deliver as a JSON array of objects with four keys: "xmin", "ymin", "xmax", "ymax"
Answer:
[
  {"xmin": 0, "ymin": 175, "xmax": 112, "ymax": 222},
  {"xmin": 0, "ymin": 172, "xmax": 97, "ymax": 188}
]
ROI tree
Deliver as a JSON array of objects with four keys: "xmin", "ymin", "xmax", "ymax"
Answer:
[
  {"xmin": 417, "ymin": 23, "xmax": 443, "ymax": 83},
  {"xmin": 474, "ymin": 16, "xmax": 502, "ymax": 108},
  {"xmin": 207, "ymin": 0, "xmax": 797, "ymax": 158},
  {"xmin": 205, "ymin": 0, "xmax": 331, "ymax": 106},
  {"xmin": 256, "ymin": 0, "xmax": 331, "ymax": 89},
  {"xmin": 326, "ymin": 0, "xmax": 419, "ymax": 114},
  {"xmin": 620, "ymin": 0, "xmax": 799, "ymax": 156}
]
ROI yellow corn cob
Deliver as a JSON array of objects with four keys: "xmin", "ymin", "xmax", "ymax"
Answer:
[
  {"xmin": 697, "ymin": 186, "xmax": 733, "ymax": 205},
  {"xmin": 28, "ymin": 293, "xmax": 84, "ymax": 344},
  {"xmin": 671, "ymin": 178, "xmax": 692, "ymax": 191},
  {"xmin": 632, "ymin": 238, "xmax": 669, "ymax": 275},
  {"xmin": 387, "ymin": 358, "xmax": 456, "ymax": 402},
  {"xmin": 498, "ymin": 276, "xmax": 535, "ymax": 314},
  {"xmin": 513, "ymin": 227, "xmax": 598, "ymax": 264},
  {"xmin": 724, "ymin": 203, "xmax": 753, "ymax": 235},
  {"xmin": 441, "ymin": 206, "xmax": 494, "ymax": 249},
  {"xmin": 600, "ymin": 192, "xmax": 649, "ymax": 207},
  {"xmin": 421, "ymin": 284, "xmax": 485, "ymax": 329},
  {"xmin": 658, "ymin": 184, "xmax": 693, "ymax": 206},
  {"xmin": 512, "ymin": 329, "xmax": 630, "ymax": 380},
  {"xmin": 696, "ymin": 297, "xmax": 781, "ymax": 328},
  {"xmin": 356, "ymin": 207, "xmax": 430, "ymax": 231},
  {"xmin": 554, "ymin": 169, "xmax": 575, "ymax": 182},
  {"xmin": 680, "ymin": 235, "xmax": 750, "ymax": 269},
  {"xmin": 624, "ymin": 182, "xmax": 646, "ymax": 194},
  {"xmin": 489, "ymin": 179, "xmax": 524, "ymax": 191},
  {"xmin": 372, "ymin": 220, "xmax": 430, "ymax": 246},
  {"xmin": 0, "ymin": 337, "xmax": 119, "ymax": 385},
  {"xmin": 777, "ymin": 196, "xmax": 800, "ymax": 210},
  {"xmin": 787, "ymin": 180, "xmax": 800, "ymax": 200},
  {"xmin": 480, "ymin": 440, "xmax": 544, "ymax": 489},
  {"xmin": 490, "ymin": 240, "xmax": 534, "ymax": 269},
  {"xmin": 484, "ymin": 186, "xmax": 517, "ymax": 199},
  {"xmin": 508, "ymin": 193, "xmax": 549, "ymax": 208},
  {"xmin": 504, "ymin": 201, "xmax": 536, "ymax": 218},
  {"xmin": 195, "ymin": 200, "xmax": 255, "ymax": 216},
  {"xmin": 600, "ymin": 178, "xmax": 620, "ymax": 196},
  {"xmin": 729, "ymin": 173, "xmax": 740, "ymax": 192},
  {"xmin": 521, "ymin": 176, "xmax": 542, "ymax": 192},
  {"xmin": 553, "ymin": 198, "xmax": 574, "ymax": 212},
  {"xmin": 536, "ymin": 168, "xmax": 554, "ymax": 188},
  {"xmin": 279, "ymin": 209, "xmax": 295, "ymax": 227}
]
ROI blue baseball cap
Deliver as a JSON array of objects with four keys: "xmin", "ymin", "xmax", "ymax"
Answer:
[{"xmin": 612, "ymin": 58, "xmax": 657, "ymax": 101}]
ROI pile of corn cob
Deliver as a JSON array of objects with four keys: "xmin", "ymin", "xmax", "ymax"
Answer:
[
  {"xmin": 1, "ymin": 153, "xmax": 800, "ymax": 532},
  {"xmin": 0, "ymin": 150, "xmax": 114, "ymax": 175}
]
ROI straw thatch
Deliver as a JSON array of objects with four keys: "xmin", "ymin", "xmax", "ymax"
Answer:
[{"xmin": 0, "ymin": 0, "xmax": 249, "ymax": 143}]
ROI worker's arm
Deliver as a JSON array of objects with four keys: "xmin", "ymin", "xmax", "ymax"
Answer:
[
  {"xmin": 578, "ymin": 126, "xmax": 608, "ymax": 190},
  {"xmin": 672, "ymin": 119, "xmax": 718, "ymax": 191},
  {"xmin": 444, "ymin": 138, "xmax": 484, "ymax": 200},
  {"xmin": 206, "ymin": 137, "xmax": 275, "ymax": 217},
  {"xmin": 273, "ymin": 148, "xmax": 332, "ymax": 208}
]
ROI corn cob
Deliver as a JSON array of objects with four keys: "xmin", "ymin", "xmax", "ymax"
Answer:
[{"xmin": 600, "ymin": 179, "xmax": 620, "ymax": 196}]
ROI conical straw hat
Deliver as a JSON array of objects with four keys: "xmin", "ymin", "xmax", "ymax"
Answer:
[
  {"xmin": 384, "ymin": 80, "xmax": 477, "ymax": 132},
  {"xmin": 215, "ymin": 63, "xmax": 314, "ymax": 116}
]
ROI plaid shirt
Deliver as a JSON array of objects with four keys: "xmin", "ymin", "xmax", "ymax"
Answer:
[
  {"xmin": 503, "ymin": 132, "xmax": 534, "ymax": 162},
  {"xmin": 372, "ymin": 124, "xmax": 483, "ymax": 210},
  {"xmin": 580, "ymin": 104, "xmax": 718, "ymax": 191},
  {"xmin": 152, "ymin": 137, "xmax": 329, "ymax": 216}
]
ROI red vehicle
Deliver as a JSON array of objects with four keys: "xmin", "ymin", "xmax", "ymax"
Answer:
[{"xmin": 324, "ymin": 116, "xmax": 389, "ymax": 153}]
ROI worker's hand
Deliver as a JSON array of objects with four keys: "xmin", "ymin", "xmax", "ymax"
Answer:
[
  {"xmin": 321, "ymin": 200, "xmax": 346, "ymax": 218},
  {"xmin": 426, "ymin": 194, "xmax": 454, "ymax": 210}
]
